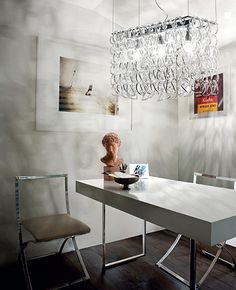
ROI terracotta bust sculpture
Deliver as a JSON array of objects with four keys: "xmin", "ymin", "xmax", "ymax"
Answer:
[{"xmin": 100, "ymin": 132, "xmax": 123, "ymax": 168}]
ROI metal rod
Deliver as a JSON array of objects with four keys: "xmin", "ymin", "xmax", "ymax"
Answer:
[
  {"xmin": 158, "ymin": 264, "xmax": 190, "ymax": 287},
  {"xmin": 194, "ymin": 172, "xmax": 236, "ymax": 182},
  {"xmin": 190, "ymin": 239, "xmax": 197, "ymax": 290},
  {"xmin": 102, "ymin": 203, "xmax": 106, "ymax": 268},
  {"xmin": 16, "ymin": 174, "xmax": 67, "ymax": 180},
  {"xmin": 156, "ymin": 234, "xmax": 182, "ymax": 266},
  {"xmin": 156, "ymin": 234, "xmax": 191, "ymax": 287},
  {"xmin": 198, "ymin": 247, "xmax": 223, "ymax": 286},
  {"xmin": 102, "ymin": 209, "xmax": 146, "ymax": 269},
  {"xmin": 130, "ymin": 99, "xmax": 133, "ymax": 131},
  {"xmin": 143, "ymin": 220, "xmax": 146, "ymax": 254},
  {"xmin": 72, "ymin": 237, "xmax": 90, "ymax": 280},
  {"xmin": 202, "ymin": 249, "xmax": 235, "ymax": 269},
  {"xmin": 19, "ymin": 232, "xmax": 32, "ymax": 290},
  {"xmin": 58, "ymin": 237, "xmax": 70, "ymax": 254},
  {"xmin": 112, "ymin": 0, "xmax": 115, "ymax": 32},
  {"xmin": 138, "ymin": 0, "xmax": 141, "ymax": 26},
  {"xmin": 65, "ymin": 174, "xmax": 70, "ymax": 214},
  {"xmin": 215, "ymin": 0, "xmax": 217, "ymax": 23},
  {"xmin": 154, "ymin": 0, "xmax": 168, "ymax": 22},
  {"xmin": 105, "ymin": 253, "xmax": 145, "ymax": 268},
  {"xmin": 222, "ymin": 245, "xmax": 236, "ymax": 267}
]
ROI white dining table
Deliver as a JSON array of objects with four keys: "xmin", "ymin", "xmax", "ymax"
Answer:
[{"xmin": 76, "ymin": 176, "xmax": 236, "ymax": 290}]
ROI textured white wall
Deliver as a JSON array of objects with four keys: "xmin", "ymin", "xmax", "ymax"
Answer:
[
  {"xmin": 0, "ymin": 0, "xmax": 178, "ymax": 266},
  {"xmin": 178, "ymin": 43, "xmax": 236, "ymax": 182},
  {"xmin": 178, "ymin": 43, "xmax": 236, "ymax": 247}
]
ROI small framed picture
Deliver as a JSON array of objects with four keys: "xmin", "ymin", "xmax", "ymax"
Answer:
[
  {"xmin": 129, "ymin": 164, "xmax": 149, "ymax": 178},
  {"xmin": 190, "ymin": 67, "xmax": 230, "ymax": 119}
]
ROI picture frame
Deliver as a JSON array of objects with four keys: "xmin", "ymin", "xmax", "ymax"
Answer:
[
  {"xmin": 129, "ymin": 164, "xmax": 149, "ymax": 178},
  {"xmin": 190, "ymin": 67, "xmax": 230, "ymax": 119},
  {"xmin": 36, "ymin": 36, "xmax": 131, "ymax": 131}
]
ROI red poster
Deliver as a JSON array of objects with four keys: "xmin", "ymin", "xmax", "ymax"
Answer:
[
  {"xmin": 197, "ymin": 95, "xmax": 218, "ymax": 113},
  {"xmin": 194, "ymin": 73, "xmax": 223, "ymax": 115}
]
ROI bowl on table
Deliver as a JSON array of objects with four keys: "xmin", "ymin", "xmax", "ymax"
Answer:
[{"xmin": 113, "ymin": 173, "xmax": 139, "ymax": 190}]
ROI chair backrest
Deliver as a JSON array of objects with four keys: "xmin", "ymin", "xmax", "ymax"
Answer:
[
  {"xmin": 15, "ymin": 174, "xmax": 69, "ymax": 232},
  {"xmin": 193, "ymin": 172, "xmax": 236, "ymax": 190}
]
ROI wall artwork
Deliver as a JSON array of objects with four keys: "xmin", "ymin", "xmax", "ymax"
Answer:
[
  {"xmin": 194, "ymin": 73, "xmax": 223, "ymax": 114},
  {"xmin": 36, "ymin": 37, "xmax": 131, "ymax": 131},
  {"xmin": 59, "ymin": 56, "xmax": 118, "ymax": 115},
  {"xmin": 190, "ymin": 69, "xmax": 229, "ymax": 119}
]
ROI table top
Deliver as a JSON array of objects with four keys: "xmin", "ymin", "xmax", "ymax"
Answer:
[{"xmin": 76, "ymin": 176, "xmax": 236, "ymax": 246}]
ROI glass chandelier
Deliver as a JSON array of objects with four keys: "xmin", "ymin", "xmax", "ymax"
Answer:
[{"xmin": 110, "ymin": 14, "xmax": 219, "ymax": 101}]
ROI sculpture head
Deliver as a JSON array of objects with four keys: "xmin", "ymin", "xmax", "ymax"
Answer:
[{"xmin": 102, "ymin": 132, "xmax": 121, "ymax": 158}]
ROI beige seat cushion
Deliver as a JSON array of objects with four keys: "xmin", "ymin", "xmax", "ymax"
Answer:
[{"xmin": 22, "ymin": 214, "xmax": 90, "ymax": 242}]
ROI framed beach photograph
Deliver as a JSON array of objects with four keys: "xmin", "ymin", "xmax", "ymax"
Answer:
[
  {"xmin": 59, "ymin": 56, "xmax": 119, "ymax": 115},
  {"xmin": 36, "ymin": 36, "xmax": 131, "ymax": 131}
]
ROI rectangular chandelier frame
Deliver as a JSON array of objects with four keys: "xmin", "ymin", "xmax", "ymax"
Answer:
[{"xmin": 110, "ymin": 16, "xmax": 218, "ymax": 100}]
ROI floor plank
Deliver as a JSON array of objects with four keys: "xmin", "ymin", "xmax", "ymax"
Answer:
[{"xmin": 1, "ymin": 230, "xmax": 236, "ymax": 290}]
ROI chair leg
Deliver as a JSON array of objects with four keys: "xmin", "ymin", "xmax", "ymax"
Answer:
[
  {"xmin": 19, "ymin": 236, "xmax": 32, "ymax": 290},
  {"xmin": 72, "ymin": 237, "xmax": 90, "ymax": 282},
  {"xmin": 157, "ymin": 237, "xmax": 234, "ymax": 288},
  {"xmin": 21, "ymin": 252, "xmax": 32, "ymax": 290},
  {"xmin": 222, "ymin": 245, "xmax": 236, "ymax": 268},
  {"xmin": 58, "ymin": 237, "xmax": 70, "ymax": 254},
  {"xmin": 197, "ymin": 242, "xmax": 236, "ymax": 287},
  {"xmin": 197, "ymin": 244, "xmax": 223, "ymax": 287},
  {"xmin": 200, "ymin": 244, "xmax": 236, "ymax": 269},
  {"xmin": 20, "ymin": 237, "xmax": 89, "ymax": 290}
]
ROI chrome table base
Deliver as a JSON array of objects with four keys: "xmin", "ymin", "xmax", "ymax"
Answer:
[
  {"xmin": 157, "ymin": 238, "xmax": 197, "ymax": 290},
  {"xmin": 102, "ymin": 203, "xmax": 146, "ymax": 269}
]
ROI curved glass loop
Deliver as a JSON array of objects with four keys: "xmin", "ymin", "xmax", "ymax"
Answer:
[{"xmin": 110, "ymin": 16, "xmax": 219, "ymax": 100}]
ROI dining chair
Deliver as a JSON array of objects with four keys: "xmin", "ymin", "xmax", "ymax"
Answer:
[
  {"xmin": 156, "ymin": 171, "xmax": 236, "ymax": 288},
  {"xmin": 15, "ymin": 174, "xmax": 90, "ymax": 290}
]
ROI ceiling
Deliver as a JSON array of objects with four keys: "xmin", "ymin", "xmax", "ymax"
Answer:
[{"xmin": 65, "ymin": 0, "xmax": 236, "ymax": 48}]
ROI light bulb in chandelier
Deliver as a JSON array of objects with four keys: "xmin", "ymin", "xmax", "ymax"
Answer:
[
  {"xmin": 183, "ymin": 26, "xmax": 194, "ymax": 53},
  {"xmin": 185, "ymin": 27, "xmax": 191, "ymax": 41},
  {"xmin": 157, "ymin": 34, "xmax": 164, "ymax": 45}
]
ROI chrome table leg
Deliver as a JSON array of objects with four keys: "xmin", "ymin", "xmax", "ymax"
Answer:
[
  {"xmin": 102, "ymin": 203, "xmax": 106, "ymax": 268},
  {"xmin": 190, "ymin": 239, "xmax": 197, "ymax": 290},
  {"xmin": 102, "ymin": 203, "xmax": 146, "ymax": 269}
]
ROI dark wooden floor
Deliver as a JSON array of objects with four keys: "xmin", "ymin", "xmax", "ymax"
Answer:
[{"xmin": 1, "ymin": 230, "xmax": 236, "ymax": 290}]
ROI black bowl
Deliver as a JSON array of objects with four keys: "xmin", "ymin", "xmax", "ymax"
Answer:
[{"xmin": 114, "ymin": 176, "xmax": 139, "ymax": 190}]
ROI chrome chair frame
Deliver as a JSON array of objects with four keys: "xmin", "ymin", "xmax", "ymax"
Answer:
[
  {"xmin": 156, "ymin": 172, "xmax": 236, "ymax": 288},
  {"xmin": 15, "ymin": 174, "xmax": 90, "ymax": 290}
]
